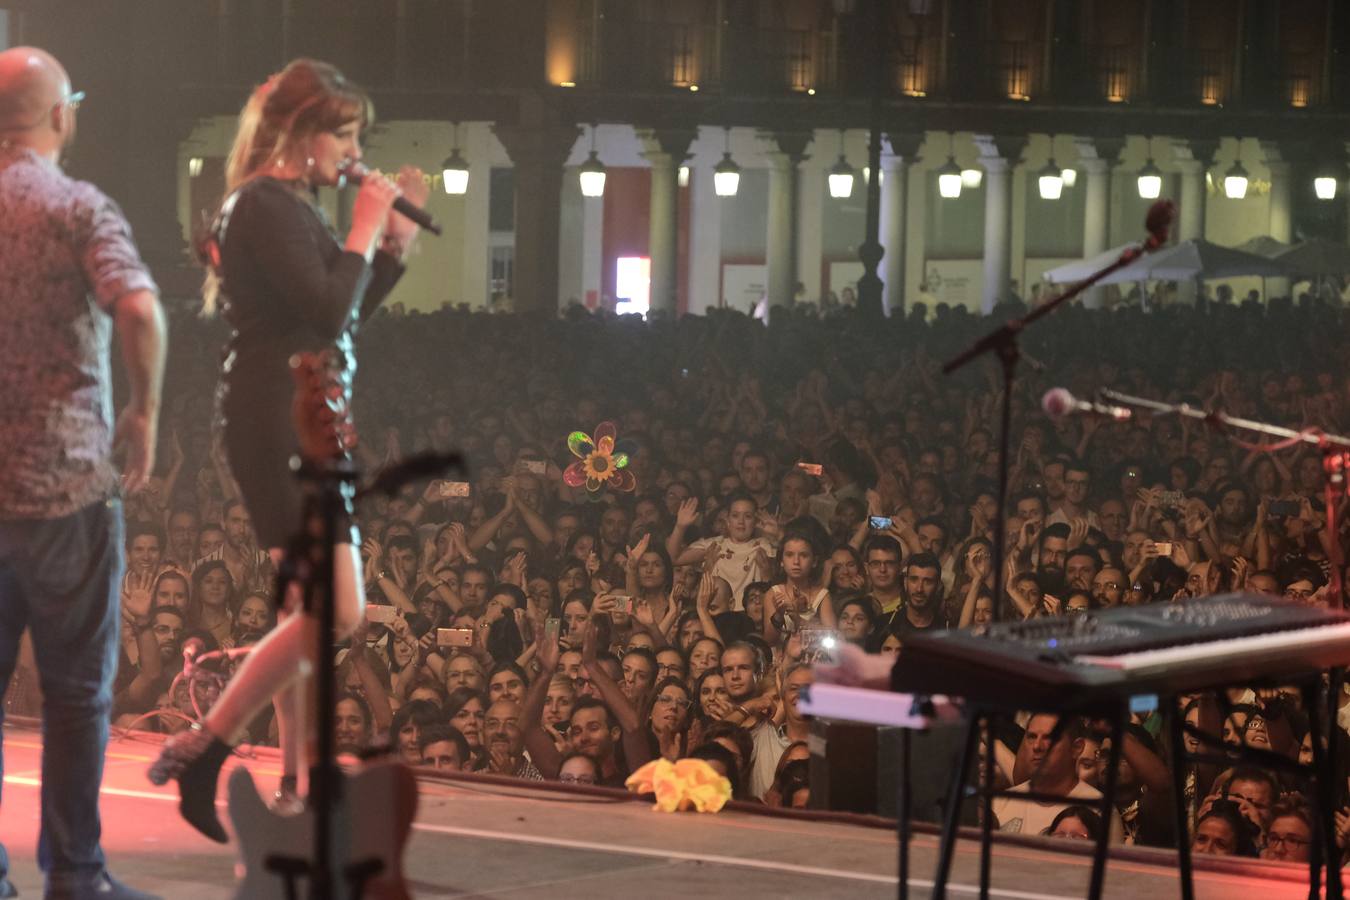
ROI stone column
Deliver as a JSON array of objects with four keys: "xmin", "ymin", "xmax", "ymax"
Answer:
[
  {"xmin": 688, "ymin": 156, "xmax": 723, "ymax": 314},
  {"xmin": 462, "ymin": 122, "xmax": 493, "ymax": 308},
  {"xmin": 764, "ymin": 131, "xmax": 812, "ymax": 312},
  {"xmin": 881, "ymin": 132, "xmax": 923, "ymax": 316},
  {"xmin": 1173, "ymin": 138, "xmax": 1217, "ymax": 244},
  {"xmin": 796, "ymin": 160, "xmax": 824, "ymax": 306},
  {"xmin": 1075, "ymin": 136, "xmax": 1123, "ymax": 309},
  {"xmin": 581, "ymin": 182, "xmax": 604, "ymax": 309},
  {"xmin": 639, "ymin": 128, "xmax": 697, "ymax": 316},
  {"xmin": 493, "ymin": 114, "xmax": 579, "ymax": 316},
  {"xmin": 1262, "ymin": 140, "xmax": 1293, "ymax": 300},
  {"xmin": 973, "ymin": 135, "xmax": 1027, "ymax": 314}
]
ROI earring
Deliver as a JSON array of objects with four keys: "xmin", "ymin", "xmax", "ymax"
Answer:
[{"xmin": 305, "ymin": 156, "xmax": 315, "ymax": 172}]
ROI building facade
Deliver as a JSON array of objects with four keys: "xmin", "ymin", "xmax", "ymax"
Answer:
[{"xmin": 5, "ymin": 0, "xmax": 1350, "ymax": 314}]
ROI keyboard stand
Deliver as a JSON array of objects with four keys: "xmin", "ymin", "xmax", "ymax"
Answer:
[
  {"xmin": 926, "ymin": 668, "xmax": 1346, "ymax": 900},
  {"xmin": 797, "ymin": 686, "xmax": 962, "ymax": 900},
  {"xmin": 1162, "ymin": 669, "xmax": 1345, "ymax": 900},
  {"xmin": 930, "ymin": 698, "xmax": 1127, "ymax": 900}
]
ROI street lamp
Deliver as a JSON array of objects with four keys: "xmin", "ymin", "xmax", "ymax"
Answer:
[
  {"xmin": 1223, "ymin": 160, "xmax": 1249, "ymax": 200},
  {"xmin": 714, "ymin": 128, "xmax": 740, "ymax": 197},
  {"xmin": 1038, "ymin": 160, "xmax": 1064, "ymax": 200},
  {"xmin": 937, "ymin": 158, "xmax": 963, "ymax": 198},
  {"xmin": 1137, "ymin": 159, "xmax": 1162, "ymax": 200},
  {"xmin": 441, "ymin": 148, "xmax": 469, "ymax": 195},
  {"xmin": 579, "ymin": 125, "xmax": 606, "ymax": 198},
  {"xmin": 937, "ymin": 133, "xmax": 963, "ymax": 199}
]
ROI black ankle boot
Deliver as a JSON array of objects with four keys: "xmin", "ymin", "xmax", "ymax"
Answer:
[
  {"xmin": 272, "ymin": 773, "xmax": 303, "ymax": 814},
  {"xmin": 147, "ymin": 725, "xmax": 233, "ymax": 843}
]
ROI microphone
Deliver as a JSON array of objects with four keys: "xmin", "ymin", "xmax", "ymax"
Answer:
[
  {"xmin": 339, "ymin": 161, "xmax": 443, "ymax": 237},
  {"xmin": 181, "ymin": 636, "xmax": 207, "ymax": 674},
  {"xmin": 1041, "ymin": 388, "xmax": 1133, "ymax": 423},
  {"xmin": 1144, "ymin": 199, "xmax": 1176, "ymax": 250}
]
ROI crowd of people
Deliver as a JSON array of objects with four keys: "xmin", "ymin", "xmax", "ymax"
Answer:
[{"xmin": 51, "ymin": 291, "xmax": 1350, "ymax": 861}]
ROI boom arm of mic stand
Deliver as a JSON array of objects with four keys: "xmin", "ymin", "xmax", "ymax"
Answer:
[
  {"xmin": 941, "ymin": 244, "xmax": 1144, "ymax": 376},
  {"xmin": 1098, "ymin": 390, "xmax": 1350, "ymax": 450},
  {"xmin": 936, "ymin": 242, "xmax": 1145, "ymax": 626},
  {"xmin": 1099, "ymin": 388, "xmax": 1350, "ymax": 611}
]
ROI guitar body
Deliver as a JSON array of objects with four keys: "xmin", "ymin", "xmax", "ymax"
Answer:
[{"xmin": 227, "ymin": 761, "xmax": 419, "ymax": 900}]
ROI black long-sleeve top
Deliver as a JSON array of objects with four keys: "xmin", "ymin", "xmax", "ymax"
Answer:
[
  {"xmin": 212, "ymin": 176, "xmax": 403, "ymax": 545},
  {"xmin": 218, "ymin": 176, "xmax": 403, "ymax": 401}
]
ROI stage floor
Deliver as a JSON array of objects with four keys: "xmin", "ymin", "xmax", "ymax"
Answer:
[{"xmin": 0, "ymin": 721, "xmax": 1322, "ymax": 898}]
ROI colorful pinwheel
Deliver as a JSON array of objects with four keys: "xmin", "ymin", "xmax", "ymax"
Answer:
[{"xmin": 563, "ymin": 421, "xmax": 636, "ymax": 497}]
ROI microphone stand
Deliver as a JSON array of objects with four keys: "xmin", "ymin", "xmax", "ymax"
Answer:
[
  {"xmin": 941, "ymin": 210, "xmax": 1172, "ymax": 624},
  {"xmin": 1100, "ymin": 388, "xmax": 1350, "ymax": 611}
]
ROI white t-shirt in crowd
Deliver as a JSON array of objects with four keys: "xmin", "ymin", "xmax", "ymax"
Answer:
[
  {"xmin": 688, "ymin": 536, "xmax": 777, "ymax": 603},
  {"xmin": 748, "ymin": 720, "xmax": 791, "ymax": 800},
  {"xmin": 992, "ymin": 779, "xmax": 1123, "ymax": 842}
]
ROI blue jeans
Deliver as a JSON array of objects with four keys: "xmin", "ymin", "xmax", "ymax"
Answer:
[{"xmin": 0, "ymin": 499, "xmax": 123, "ymax": 882}]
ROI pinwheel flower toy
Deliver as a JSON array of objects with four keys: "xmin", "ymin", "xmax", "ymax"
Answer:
[{"xmin": 564, "ymin": 421, "xmax": 636, "ymax": 498}]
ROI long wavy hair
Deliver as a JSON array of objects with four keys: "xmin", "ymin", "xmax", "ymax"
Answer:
[{"xmin": 202, "ymin": 58, "xmax": 372, "ymax": 314}]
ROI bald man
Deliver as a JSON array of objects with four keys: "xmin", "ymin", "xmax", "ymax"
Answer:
[{"xmin": 0, "ymin": 47, "xmax": 165, "ymax": 900}]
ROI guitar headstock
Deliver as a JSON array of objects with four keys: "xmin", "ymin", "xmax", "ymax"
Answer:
[{"xmin": 289, "ymin": 351, "xmax": 356, "ymax": 465}]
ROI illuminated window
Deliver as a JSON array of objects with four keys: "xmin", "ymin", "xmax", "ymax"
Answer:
[{"xmin": 615, "ymin": 257, "xmax": 651, "ymax": 317}]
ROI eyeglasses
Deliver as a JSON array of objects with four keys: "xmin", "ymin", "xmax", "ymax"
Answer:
[
  {"xmin": 655, "ymin": 694, "xmax": 692, "ymax": 709},
  {"xmin": 559, "ymin": 773, "xmax": 596, "ymax": 784},
  {"xmin": 1266, "ymin": 833, "xmax": 1310, "ymax": 849},
  {"xmin": 5, "ymin": 89, "xmax": 85, "ymax": 134},
  {"xmin": 1093, "ymin": 582, "xmax": 1122, "ymax": 591}
]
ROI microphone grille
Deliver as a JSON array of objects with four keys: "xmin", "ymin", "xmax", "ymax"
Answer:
[{"xmin": 1041, "ymin": 387, "xmax": 1075, "ymax": 419}]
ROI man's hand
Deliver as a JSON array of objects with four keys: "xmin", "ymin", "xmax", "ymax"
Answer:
[
  {"xmin": 812, "ymin": 642, "xmax": 894, "ymax": 690},
  {"xmin": 122, "ymin": 568, "xmax": 155, "ymax": 623},
  {"xmin": 114, "ymin": 407, "xmax": 156, "ymax": 494},
  {"xmin": 536, "ymin": 626, "xmax": 561, "ymax": 673},
  {"xmin": 755, "ymin": 510, "xmax": 781, "ymax": 542},
  {"xmin": 1067, "ymin": 517, "xmax": 1089, "ymax": 550},
  {"xmin": 580, "ymin": 619, "xmax": 599, "ymax": 665}
]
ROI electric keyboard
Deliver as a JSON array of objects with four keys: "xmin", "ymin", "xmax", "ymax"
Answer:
[
  {"xmin": 890, "ymin": 593, "xmax": 1350, "ymax": 709},
  {"xmin": 796, "ymin": 683, "xmax": 962, "ymax": 728}
]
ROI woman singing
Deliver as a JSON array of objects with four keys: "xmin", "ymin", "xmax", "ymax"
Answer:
[{"xmin": 148, "ymin": 58, "xmax": 428, "ymax": 842}]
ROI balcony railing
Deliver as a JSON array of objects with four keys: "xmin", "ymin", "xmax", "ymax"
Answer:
[
  {"xmin": 1093, "ymin": 44, "xmax": 1137, "ymax": 103},
  {"xmin": 1190, "ymin": 47, "xmax": 1229, "ymax": 106},
  {"xmin": 576, "ymin": 19, "xmax": 837, "ymax": 94},
  {"xmin": 183, "ymin": 0, "xmax": 510, "ymax": 91},
  {"xmin": 1283, "ymin": 50, "xmax": 1321, "ymax": 108},
  {"xmin": 989, "ymin": 40, "xmax": 1044, "ymax": 101}
]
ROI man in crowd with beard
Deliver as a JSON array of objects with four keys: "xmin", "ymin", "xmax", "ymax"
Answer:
[
  {"xmin": 566, "ymin": 697, "xmax": 626, "ymax": 786},
  {"xmin": 891, "ymin": 552, "xmax": 946, "ymax": 634},
  {"xmin": 483, "ymin": 699, "xmax": 543, "ymax": 780},
  {"xmin": 1036, "ymin": 523, "xmax": 1071, "ymax": 594},
  {"xmin": 1212, "ymin": 481, "xmax": 1254, "ymax": 549},
  {"xmin": 114, "ymin": 606, "xmax": 186, "ymax": 717}
]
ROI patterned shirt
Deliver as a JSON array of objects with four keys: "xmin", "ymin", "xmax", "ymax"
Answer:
[{"xmin": 0, "ymin": 145, "xmax": 158, "ymax": 519}]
